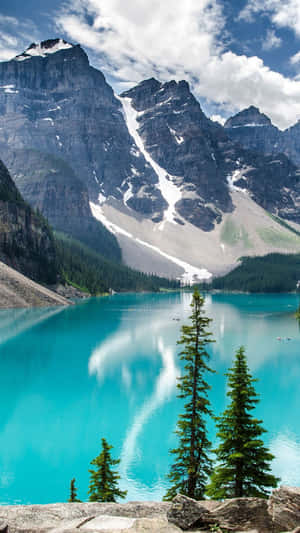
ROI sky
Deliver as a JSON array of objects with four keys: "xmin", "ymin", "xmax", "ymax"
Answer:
[{"xmin": 1, "ymin": 0, "xmax": 300, "ymax": 129}]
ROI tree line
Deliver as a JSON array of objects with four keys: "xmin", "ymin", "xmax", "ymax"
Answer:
[
  {"xmin": 55, "ymin": 232, "xmax": 180, "ymax": 295},
  {"xmin": 200, "ymin": 253, "xmax": 300, "ymax": 293},
  {"xmin": 68, "ymin": 289, "xmax": 279, "ymax": 502}
]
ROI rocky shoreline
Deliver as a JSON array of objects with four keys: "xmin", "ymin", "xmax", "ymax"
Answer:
[
  {"xmin": 0, "ymin": 486, "xmax": 298, "ymax": 533},
  {"xmin": 0, "ymin": 261, "xmax": 70, "ymax": 309}
]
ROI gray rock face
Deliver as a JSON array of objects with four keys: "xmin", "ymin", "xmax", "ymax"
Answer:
[
  {"xmin": 224, "ymin": 106, "xmax": 281, "ymax": 159},
  {"xmin": 167, "ymin": 494, "xmax": 214, "ymax": 530},
  {"xmin": 0, "ymin": 501, "xmax": 170, "ymax": 533},
  {"xmin": 1, "ymin": 40, "xmax": 300, "ymax": 240},
  {"xmin": 2, "ymin": 149, "xmax": 121, "ymax": 261},
  {"xmin": 282, "ymin": 122, "xmax": 300, "ymax": 167},
  {"xmin": 0, "ymin": 159, "xmax": 57, "ymax": 284},
  {"xmin": 225, "ymin": 106, "xmax": 300, "ymax": 168},
  {"xmin": 121, "ymin": 79, "xmax": 233, "ymax": 230},
  {"xmin": 211, "ymin": 498, "xmax": 274, "ymax": 532},
  {"xmin": 269, "ymin": 486, "xmax": 300, "ymax": 531},
  {"xmin": 122, "ymin": 80, "xmax": 300, "ymax": 229},
  {"xmin": 0, "ymin": 489, "xmax": 299, "ymax": 533},
  {"xmin": 0, "ymin": 40, "xmax": 165, "ymax": 226}
]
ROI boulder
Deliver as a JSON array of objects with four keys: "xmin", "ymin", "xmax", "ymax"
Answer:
[
  {"xmin": 269, "ymin": 486, "xmax": 300, "ymax": 532},
  {"xmin": 0, "ymin": 502, "xmax": 170, "ymax": 533},
  {"xmin": 167, "ymin": 494, "xmax": 215, "ymax": 530},
  {"xmin": 210, "ymin": 497, "xmax": 274, "ymax": 532}
]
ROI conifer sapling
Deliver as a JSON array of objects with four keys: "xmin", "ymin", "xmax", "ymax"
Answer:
[
  {"xmin": 68, "ymin": 478, "xmax": 81, "ymax": 502},
  {"xmin": 88, "ymin": 438, "xmax": 127, "ymax": 502}
]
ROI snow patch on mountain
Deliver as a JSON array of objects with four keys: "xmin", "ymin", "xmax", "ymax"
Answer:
[
  {"xmin": 123, "ymin": 183, "xmax": 133, "ymax": 206},
  {"xmin": 90, "ymin": 202, "xmax": 211, "ymax": 284},
  {"xmin": 169, "ymin": 127, "xmax": 184, "ymax": 144},
  {"xmin": 230, "ymin": 123, "xmax": 267, "ymax": 128},
  {"xmin": 15, "ymin": 39, "xmax": 73, "ymax": 61},
  {"xmin": 120, "ymin": 97, "xmax": 182, "ymax": 228},
  {"xmin": 0, "ymin": 85, "xmax": 19, "ymax": 94},
  {"xmin": 227, "ymin": 169, "xmax": 248, "ymax": 194}
]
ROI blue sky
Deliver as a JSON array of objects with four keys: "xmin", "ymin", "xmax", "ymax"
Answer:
[{"xmin": 1, "ymin": 0, "xmax": 300, "ymax": 129}]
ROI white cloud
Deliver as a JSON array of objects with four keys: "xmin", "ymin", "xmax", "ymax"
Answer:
[
  {"xmin": 0, "ymin": 15, "xmax": 40, "ymax": 61},
  {"xmin": 262, "ymin": 29, "xmax": 282, "ymax": 50},
  {"xmin": 54, "ymin": 0, "xmax": 300, "ymax": 129},
  {"xmin": 290, "ymin": 50, "xmax": 300, "ymax": 65},
  {"xmin": 240, "ymin": 0, "xmax": 300, "ymax": 37},
  {"xmin": 270, "ymin": 432, "xmax": 300, "ymax": 486},
  {"xmin": 210, "ymin": 114, "xmax": 226, "ymax": 125}
]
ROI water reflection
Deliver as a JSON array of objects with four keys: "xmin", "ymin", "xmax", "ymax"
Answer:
[
  {"xmin": 0, "ymin": 293, "xmax": 299, "ymax": 503},
  {"xmin": 270, "ymin": 433, "xmax": 300, "ymax": 486},
  {"xmin": 88, "ymin": 295, "xmax": 183, "ymax": 381},
  {"xmin": 119, "ymin": 337, "xmax": 179, "ymax": 499},
  {"xmin": 0, "ymin": 307, "xmax": 63, "ymax": 346},
  {"xmin": 209, "ymin": 294, "xmax": 300, "ymax": 371}
]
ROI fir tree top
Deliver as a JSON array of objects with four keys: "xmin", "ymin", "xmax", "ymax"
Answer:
[{"xmin": 88, "ymin": 438, "xmax": 127, "ymax": 502}]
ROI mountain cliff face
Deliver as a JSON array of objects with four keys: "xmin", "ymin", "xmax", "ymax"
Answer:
[
  {"xmin": 1, "ymin": 39, "xmax": 300, "ymax": 282},
  {"xmin": 120, "ymin": 80, "xmax": 300, "ymax": 228},
  {"xmin": 225, "ymin": 106, "xmax": 300, "ymax": 168},
  {"xmin": 224, "ymin": 106, "xmax": 281, "ymax": 156},
  {"xmin": 0, "ymin": 39, "xmax": 165, "ymax": 224},
  {"xmin": 3, "ymin": 149, "xmax": 121, "ymax": 261},
  {"xmin": 0, "ymin": 159, "xmax": 57, "ymax": 284},
  {"xmin": 121, "ymin": 79, "xmax": 233, "ymax": 230},
  {"xmin": 281, "ymin": 121, "xmax": 300, "ymax": 167}
]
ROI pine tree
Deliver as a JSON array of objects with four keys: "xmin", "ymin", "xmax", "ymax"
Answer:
[
  {"xmin": 164, "ymin": 289, "xmax": 214, "ymax": 501},
  {"xmin": 68, "ymin": 478, "xmax": 81, "ymax": 502},
  {"xmin": 206, "ymin": 346, "xmax": 280, "ymax": 499},
  {"xmin": 88, "ymin": 438, "xmax": 127, "ymax": 502}
]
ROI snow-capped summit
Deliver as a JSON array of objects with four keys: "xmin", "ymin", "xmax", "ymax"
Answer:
[{"xmin": 14, "ymin": 39, "xmax": 74, "ymax": 61}]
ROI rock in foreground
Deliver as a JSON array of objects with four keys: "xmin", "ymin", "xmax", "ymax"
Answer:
[{"xmin": 0, "ymin": 487, "xmax": 299, "ymax": 533}]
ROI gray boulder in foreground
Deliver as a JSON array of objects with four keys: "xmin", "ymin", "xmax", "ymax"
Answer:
[
  {"xmin": 167, "ymin": 494, "xmax": 215, "ymax": 530},
  {"xmin": 269, "ymin": 486, "xmax": 300, "ymax": 531},
  {"xmin": 0, "ymin": 486, "xmax": 299, "ymax": 533}
]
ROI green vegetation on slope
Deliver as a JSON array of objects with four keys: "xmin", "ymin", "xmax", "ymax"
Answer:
[
  {"xmin": 221, "ymin": 219, "xmax": 252, "ymax": 248},
  {"xmin": 203, "ymin": 253, "xmax": 300, "ymax": 293},
  {"xmin": 256, "ymin": 227, "xmax": 299, "ymax": 247},
  {"xmin": 55, "ymin": 232, "xmax": 180, "ymax": 294}
]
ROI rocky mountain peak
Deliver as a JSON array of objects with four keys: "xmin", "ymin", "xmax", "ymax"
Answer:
[
  {"xmin": 0, "ymin": 38, "xmax": 96, "ymax": 92},
  {"xmin": 225, "ymin": 105, "xmax": 273, "ymax": 128},
  {"xmin": 14, "ymin": 39, "xmax": 76, "ymax": 61},
  {"xmin": 121, "ymin": 78, "xmax": 196, "ymax": 114}
]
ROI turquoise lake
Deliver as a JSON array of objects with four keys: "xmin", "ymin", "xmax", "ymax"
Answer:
[{"xmin": 0, "ymin": 292, "xmax": 299, "ymax": 504}]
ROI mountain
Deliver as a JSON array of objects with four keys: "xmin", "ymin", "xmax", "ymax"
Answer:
[
  {"xmin": 120, "ymin": 81, "xmax": 300, "ymax": 228},
  {"xmin": 0, "ymin": 158, "xmax": 58, "ymax": 284},
  {"xmin": 224, "ymin": 106, "xmax": 281, "ymax": 156},
  {"xmin": 2, "ymin": 40, "xmax": 300, "ymax": 282},
  {"xmin": 93, "ymin": 78, "xmax": 300, "ymax": 280},
  {"xmin": 3, "ymin": 149, "xmax": 121, "ymax": 261},
  {"xmin": 225, "ymin": 106, "xmax": 300, "ymax": 168},
  {"xmin": 281, "ymin": 121, "xmax": 300, "ymax": 167},
  {"xmin": 0, "ymin": 39, "xmax": 165, "ymax": 225}
]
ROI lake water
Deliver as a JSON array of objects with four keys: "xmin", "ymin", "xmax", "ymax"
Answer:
[{"xmin": 0, "ymin": 292, "xmax": 299, "ymax": 504}]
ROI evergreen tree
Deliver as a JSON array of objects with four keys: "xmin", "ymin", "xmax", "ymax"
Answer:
[
  {"xmin": 68, "ymin": 478, "xmax": 81, "ymax": 502},
  {"xmin": 164, "ymin": 289, "xmax": 214, "ymax": 501},
  {"xmin": 206, "ymin": 346, "xmax": 280, "ymax": 499},
  {"xmin": 88, "ymin": 438, "xmax": 127, "ymax": 502}
]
